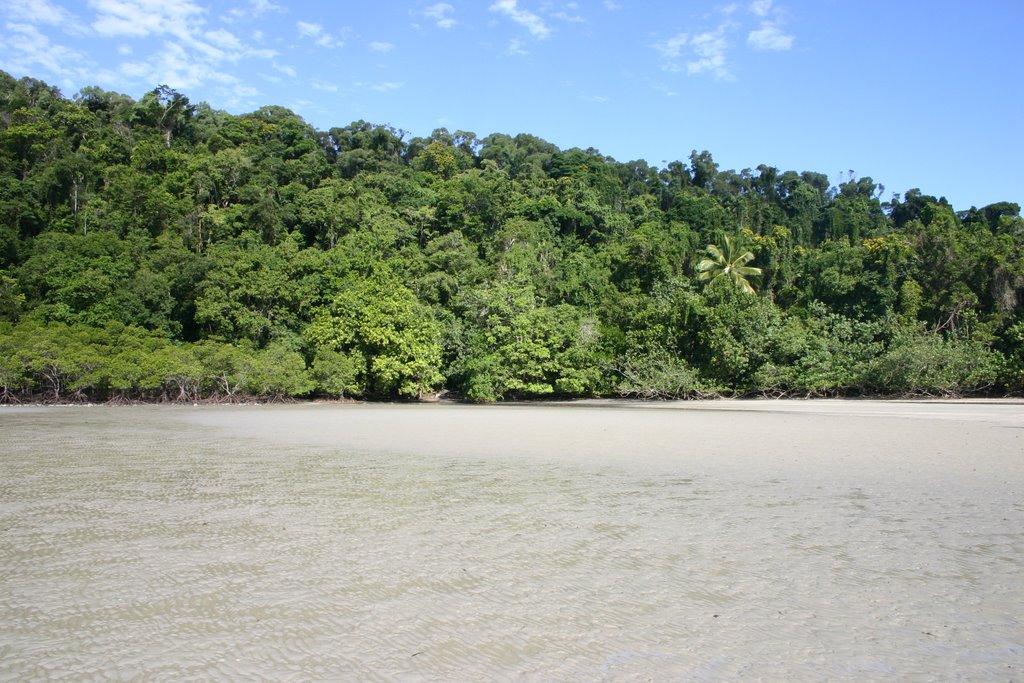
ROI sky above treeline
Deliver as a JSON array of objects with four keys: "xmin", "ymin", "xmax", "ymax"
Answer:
[{"xmin": 2, "ymin": 0, "xmax": 1021, "ymax": 211}]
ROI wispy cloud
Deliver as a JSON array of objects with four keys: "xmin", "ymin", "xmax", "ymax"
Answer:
[
  {"xmin": 1, "ymin": 0, "xmax": 281, "ymax": 104},
  {"xmin": 688, "ymin": 26, "xmax": 732, "ymax": 78},
  {"xmin": 369, "ymin": 41, "xmax": 395, "ymax": 53},
  {"xmin": 296, "ymin": 21, "xmax": 340, "ymax": 47},
  {"xmin": 354, "ymin": 80, "xmax": 403, "ymax": 93},
  {"xmin": 0, "ymin": 0, "xmax": 289, "ymax": 110},
  {"xmin": 89, "ymin": 0, "xmax": 205, "ymax": 39},
  {"xmin": 648, "ymin": 79, "xmax": 678, "ymax": 98},
  {"xmin": 653, "ymin": 24, "xmax": 734, "ymax": 80},
  {"xmin": 0, "ymin": 22, "xmax": 91, "ymax": 80},
  {"xmin": 603, "ymin": 1, "xmax": 622, "ymax": 9},
  {"xmin": 552, "ymin": 2, "xmax": 584, "ymax": 23},
  {"xmin": 86, "ymin": 1, "xmax": 275, "ymax": 62},
  {"xmin": 83, "ymin": 1, "xmax": 274, "ymax": 97},
  {"xmin": 204, "ymin": 28, "xmax": 243, "ymax": 53},
  {"xmin": 119, "ymin": 39, "xmax": 238, "ymax": 88},
  {"xmin": 272, "ymin": 62, "xmax": 296, "ymax": 78},
  {"xmin": 749, "ymin": 0, "xmax": 773, "ymax": 17},
  {"xmin": 652, "ymin": 33, "xmax": 690, "ymax": 63},
  {"xmin": 113, "ymin": 40, "xmax": 259, "ymax": 106},
  {"xmin": 506, "ymin": 38, "xmax": 529, "ymax": 56},
  {"xmin": 250, "ymin": 0, "xmax": 283, "ymax": 12},
  {"xmin": 223, "ymin": 0, "xmax": 284, "ymax": 23},
  {"xmin": 489, "ymin": 0, "xmax": 551, "ymax": 39},
  {"xmin": 422, "ymin": 3, "xmax": 457, "ymax": 30},
  {"xmin": 653, "ymin": 1, "xmax": 794, "ymax": 79},
  {"xmin": 745, "ymin": 0, "xmax": 792, "ymax": 51},
  {"xmin": 3, "ymin": 0, "xmax": 83, "ymax": 29},
  {"xmin": 552, "ymin": 12, "xmax": 584, "ymax": 23},
  {"xmin": 747, "ymin": 22, "xmax": 793, "ymax": 50}
]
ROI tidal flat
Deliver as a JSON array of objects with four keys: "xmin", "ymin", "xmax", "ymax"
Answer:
[{"xmin": 1, "ymin": 400, "xmax": 1022, "ymax": 681}]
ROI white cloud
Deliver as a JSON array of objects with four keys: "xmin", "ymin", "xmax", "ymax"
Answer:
[
  {"xmin": 2, "ymin": 0, "xmax": 275, "ymax": 94},
  {"xmin": 747, "ymin": 22, "xmax": 793, "ymax": 50},
  {"xmin": 311, "ymin": 80, "xmax": 338, "ymax": 92},
  {"xmin": 223, "ymin": 0, "xmax": 284, "ymax": 23},
  {"xmin": 652, "ymin": 1, "xmax": 794, "ymax": 79},
  {"xmin": 3, "ymin": 0, "xmax": 82, "ymax": 28},
  {"xmin": 603, "ymin": 1, "xmax": 622, "ymax": 9},
  {"xmin": 552, "ymin": 3, "xmax": 584, "ymax": 23},
  {"xmin": 0, "ymin": 22, "xmax": 90, "ymax": 79},
  {"xmin": 552, "ymin": 11, "xmax": 584, "ymax": 23},
  {"xmin": 88, "ymin": 0, "xmax": 205, "ymax": 39},
  {"xmin": 747, "ymin": 0, "xmax": 794, "ymax": 49},
  {"xmin": 579, "ymin": 94, "xmax": 609, "ymax": 103},
  {"xmin": 296, "ymin": 20, "xmax": 339, "ymax": 47},
  {"xmin": 489, "ymin": 0, "xmax": 551, "ymax": 39},
  {"xmin": 423, "ymin": 3, "xmax": 457, "ymax": 29},
  {"xmin": 653, "ymin": 23, "xmax": 734, "ymax": 80},
  {"xmin": 251, "ymin": 0, "xmax": 282, "ymax": 12},
  {"xmin": 687, "ymin": 28, "xmax": 731, "ymax": 78},
  {"xmin": 369, "ymin": 41, "xmax": 395, "ymax": 53},
  {"xmin": 204, "ymin": 28, "xmax": 243, "ymax": 52},
  {"xmin": 352, "ymin": 80, "xmax": 402, "ymax": 93},
  {"xmin": 117, "ymin": 39, "xmax": 243, "ymax": 90},
  {"xmin": 246, "ymin": 47, "xmax": 278, "ymax": 59},
  {"xmin": 273, "ymin": 62, "xmax": 297, "ymax": 78},
  {"xmin": 118, "ymin": 59, "xmax": 150, "ymax": 80},
  {"xmin": 653, "ymin": 32, "xmax": 689, "ymax": 63}
]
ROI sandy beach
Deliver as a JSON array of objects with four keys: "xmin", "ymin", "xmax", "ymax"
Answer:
[{"xmin": 1, "ymin": 399, "xmax": 1022, "ymax": 680}]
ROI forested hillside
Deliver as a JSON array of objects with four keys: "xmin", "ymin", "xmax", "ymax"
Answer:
[{"xmin": 1, "ymin": 72, "xmax": 1022, "ymax": 402}]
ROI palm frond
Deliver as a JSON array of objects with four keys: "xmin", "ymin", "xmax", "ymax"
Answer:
[
  {"xmin": 696, "ymin": 232, "xmax": 761, "ymax": 294},
  {"xmin": 733, "ymin": 251, "xmax": 756, "ymax": 267}
]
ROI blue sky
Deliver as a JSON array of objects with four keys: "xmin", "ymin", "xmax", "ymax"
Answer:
[{"xmin": 2, "ymin": 0, "xmax": 1021, "ymax": 211}]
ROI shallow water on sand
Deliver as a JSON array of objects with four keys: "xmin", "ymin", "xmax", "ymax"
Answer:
[{"xmin": 1, "ymin": 402, "xmax": 1022, "ymax": 681}]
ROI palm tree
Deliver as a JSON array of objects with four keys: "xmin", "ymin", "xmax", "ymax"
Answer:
[{"xmin": 697, "ymin": 233, "xmax": 762, "ymax": 294}]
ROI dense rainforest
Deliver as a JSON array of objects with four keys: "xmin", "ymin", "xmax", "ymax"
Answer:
[{"xmin": 1, "ymin": 71, "xmax": 1022, "ymax": 403}]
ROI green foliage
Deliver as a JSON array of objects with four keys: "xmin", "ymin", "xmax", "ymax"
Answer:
[
  {"xmin": 752, "ymin": 303, "xmax": 885, "ymax": 394},
  {"xmin": 456, "ymin": 283, "xmax": 604, "ymax": 401},
  {"xmin": 305, "ymin": 272, "xmax": 444, "ymax": 398},
  {"xmin": 693, "ymin": 287, "xmax": 785, "ymax": 389},
  {"xmin": 999, "ymin": 320, "xmax": 1024, "ymax": 392},
  {"xmin": 0, "ymin": 69, "xmax": 1021, "ymax": 401},
  {"xmin": 864, "ymin": 331, "xmax": 1001, "ymax": 396},
  {"xmin": 248, "ymin": 343, "xmax": 315, "ymax": 398}
]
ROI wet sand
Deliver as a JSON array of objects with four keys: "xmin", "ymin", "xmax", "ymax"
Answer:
[{"xmin": 1, "ymin": 400, "xmax": 1022, "ymax": 680}]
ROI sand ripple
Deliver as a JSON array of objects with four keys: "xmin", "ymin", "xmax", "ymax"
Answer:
[{"xmin": 1, "ymin": 403, "xmax": 1022, "ymax": 681}]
